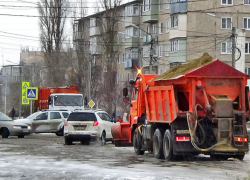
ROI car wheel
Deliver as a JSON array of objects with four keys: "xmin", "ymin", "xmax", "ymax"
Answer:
[
  {"xmin": 100, "ymin": 131, "xmax": 106, "ymax": 146},
  {"xmin": 81, "ymin": 139, "xmax": 90, "ymax": 145},
  {"xmin": 235, "ymin": 154, "xmax": 245, "ymax": 161},
  {"xmin": 2, "ymin": 128, "xmax": 9, "ymax": 138},
  {"xmin": 64, "ymin": 137, "xmax": 72, "ymax": 145},
  {"xmin": 18, "ymin": 135, "xmax": 25, "ymax": 138},
  {"xmin": 55, "ymin": 127, "xmax": 64, "ymax": 136}
]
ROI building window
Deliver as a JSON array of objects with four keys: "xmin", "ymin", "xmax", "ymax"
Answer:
[
  {"xmin": 171, "ymin": 40, "xmax": 179, "ymax": 52},
  {"xmin": 125, "ymin": 4, "xmax": 139, "ymax": 17},
  {"xmin": 143, "ymin": 0, "xmax": 151, "ymax": 12},
  {"xmin": 90, "ymin": 18, "xmax": 96, "ymax": 27},
  {"xmin": 123, "ymin": 53, "xmax": 125, "ymax": 62},
  {"xmin": 117, "ymin": 56, "xmax": 120, "ymax": 64},
  {"xmin": 221, "ymin": 17, "xmax": 232, "ymax": 29},
  {"xmin": 243, "ymin": 17, "xmax": 250, "ymax": 30},
  {"xmin": 159, "ymin": 69, "xmax": 163, "ymax": 75},
  {"xmin": 152, "ymin": 24, "xmax": 157, "ymax": 35},
  {"xmin": 171, "ymin": 15, "xmax": 178, "ymax": 28},
  {"xmin": 221, "ymin": 41, "xmax": 232, "ymax": 54},
  {"xmin": 166, "ymin": 19, "xmax": 170, "ymax": 33},
  {"xmin": 158, "ymin": 45, "xmax": 162, "ymax": 57},
  {"xmin": 159, "ymin": 23, "xmax": 163, "ymax": 34},
  {"xmin": 221, "ymin": 0, "xmax": 233, "ymax": 5},
  {"xmin": 117, "ymin": 74, "xmax": 120, "ymax": 84},
  {"xmin": 159, "ymin": 0, "xmax": 162, "ymax": 11},
  {"xmin": 125, "ymin": 26, "xmax": 139, "ymax": 39},
  {"xmin": 166, "ymin": 0, "xmax": 170, "ymax": 9},
  {"xmin": 246, "ymin": 42, "xmax": 250, "ymax": 54},
  {"xmin": 244, "ymin": 0, "xmax": 250, "ymax": 4},
  {"xmin": 165, "ymin": 43, "xmax": 170, "ymax": 56}
]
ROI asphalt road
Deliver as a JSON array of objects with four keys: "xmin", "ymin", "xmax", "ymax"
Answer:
[{"xmin": 0, "ymin": 134, "xmax": 249, "ymax": 180}]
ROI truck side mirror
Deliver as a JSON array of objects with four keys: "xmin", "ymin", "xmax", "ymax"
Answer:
[
  {"xmin": 48, "ymin": 97, "xmax": 51, "ymax": 105},
  {"xmin": 123, "ymin": 87, "xmax": 128, "ymax": 97}
]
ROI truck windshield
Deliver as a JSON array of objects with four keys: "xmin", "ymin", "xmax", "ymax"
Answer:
[{"xmin": 54, "ymin": 95, "xmax": 83, "ymax": 106}]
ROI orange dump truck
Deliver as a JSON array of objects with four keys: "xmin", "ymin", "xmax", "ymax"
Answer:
[{"xmin": 111, "ymin": 54, "xmax": 249, "ymax": 160}]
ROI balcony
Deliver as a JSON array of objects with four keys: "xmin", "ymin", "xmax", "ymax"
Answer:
[
  {"xmin": 124, "ymin": 59, "xmax": 139, "ymax": 69},
  {"xmin": 170, "ymin": 1, "xmax": 187, "ymax": 15},
  {"xmin": 142, "ymin": 0, "xmax": 159, "ymax": 23},
  {"xmin": 90, "ymin": 26, "xmax": 100, "ymax": 36},
  {"xmin": 73, "ymin": 32, "xmax": 85, "ymax": 41},
  {"xmin": 125, "ymin": 37, "xmax": 139, "ymax": 48},
  {"xmin": 125, "ymin": 16, "xmax": 140, "ymax": 27}
]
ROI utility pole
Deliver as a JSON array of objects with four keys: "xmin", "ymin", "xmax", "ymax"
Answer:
[
  {"xmin": 19, "ymin": 66, "xmax": 22, "ymax": 118},
  {"xmin": 149, "ymin": 38, "xmax": 154, "ymax": 74},
  {"xmin": 232, "ymin": 26, "xmax": 236, "ymax": 68}
]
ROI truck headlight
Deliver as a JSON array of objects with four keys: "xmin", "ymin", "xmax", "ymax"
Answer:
[{"xmin": 13, "ymin": 126, "xmax": 22, "ymax": 129}]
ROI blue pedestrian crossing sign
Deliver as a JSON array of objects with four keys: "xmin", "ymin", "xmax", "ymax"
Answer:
[{"xmin": 26, "ymin": 87, "xmax": 38, "ymax": 100}]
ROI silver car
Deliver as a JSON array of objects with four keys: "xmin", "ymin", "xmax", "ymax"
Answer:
[
  {"xmin": 0, "ymin": 112, "xmax": 30, "ymax": 138},
  {"xmin": 14, "ymin": 110, "xmax": 70, "ymax": 136}
]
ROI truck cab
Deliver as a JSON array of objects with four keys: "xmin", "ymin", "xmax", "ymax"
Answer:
[{"xmin": 48, "ymin": 93, "xmax": 84, "ymax": 111}]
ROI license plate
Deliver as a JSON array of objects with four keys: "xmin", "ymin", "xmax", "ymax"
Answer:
[
  {"xmin": 73, "ymin": 125, "xmax": 86, "ymax": 130},
  {"xmin": 23, "ymin": 129, "xmax": 29, "ymax": 133}
]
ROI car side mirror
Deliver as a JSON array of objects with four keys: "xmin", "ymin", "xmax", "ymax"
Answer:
[{"xmin": 112, "ymin": 118, "xmax": 116, "ymax": 123}]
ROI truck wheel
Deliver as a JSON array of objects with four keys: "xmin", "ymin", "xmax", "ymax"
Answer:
[
  {"xmin": 133, "ymin": 129, "xmax": 145, "ymax": 155},
  {"xmin": 64, "ymin": 137, "xmax": 72, "ymax": 145},
  {"xmin": 163, "ymin": 129, "xmax": 174, "ymax": 161},
  {"xmin": 153, "ymin": 128, "xmax": 163, "ymax": 159},
  {"xmin": 2, "ymin": 128, "xmax": 9, "ymax": 138}
]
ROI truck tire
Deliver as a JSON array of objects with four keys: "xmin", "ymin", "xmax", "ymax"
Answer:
[
  {"xmin": 153, "ymin": 128, "xmax": 163, "ymax": 159},
  {"xmin": 133, "ymin": 129, "xmax": 145, "ymax": 155},
  {"xmin": 2, "ymin": 128, "xmax": 9, "ymax": 138},
  {"xmin": 163, "ymin": 129, "xmax": 174, "ymax": 161}
]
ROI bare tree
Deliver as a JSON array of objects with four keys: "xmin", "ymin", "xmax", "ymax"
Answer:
[
  {"xmin": 38, "ymin": 0, "xmax": 69, "ymax": 86},
  {"xmin": 95, "ymin": 0, "xmax": 122, "ymax": 115}
]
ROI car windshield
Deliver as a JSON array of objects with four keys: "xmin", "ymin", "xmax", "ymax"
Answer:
[
  {"xmin": 26, "ymin": 112, "xmax": 42, "ymax": 119},
  {"xmin": 54, "ymin": 95, "xmax": 83, "ymax": 106},
  {"xmin": 0, "ymin": 112, "xmax": 12, "ymax": 121},
  {"xmin": 68, "ymin": 112, "xmax": 97, "ymax": 121}
]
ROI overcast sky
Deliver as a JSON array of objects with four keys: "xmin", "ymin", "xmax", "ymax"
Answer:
[{"xmin": 0, "ymin": 0, "xmax": 132, "ymax": 67}]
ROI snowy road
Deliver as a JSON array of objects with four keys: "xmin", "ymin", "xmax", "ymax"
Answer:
[{"xmin": 0, "ymin": 134, "xmax": 249, "ymax": 180}]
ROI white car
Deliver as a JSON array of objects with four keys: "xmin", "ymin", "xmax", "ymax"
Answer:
[
  {"xmin": 64, "ymin": 110, "xmax": 116, "ymax": 145},
  {"xmin": 0, "ymin": 112, "xmax": 30, "ymax": 138},
  {"xmin": 14, "ymin": 110, "xmax": 70, "ymax": 136}
]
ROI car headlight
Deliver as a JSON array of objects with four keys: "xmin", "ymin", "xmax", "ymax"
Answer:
[
  {"xmin": 27, "ymin": 126, "xmax": 31, "ymax": 130},
  {"xmin": 13, "ymin": 126, "xmax": 22, "ymax": 129}
]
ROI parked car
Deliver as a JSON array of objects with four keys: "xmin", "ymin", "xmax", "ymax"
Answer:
[
  {"xmin": 64, "ymin": 110, "xmax": 116, "ymax": 145},
  {"xmin": 14, "ymin": 110, "xmax": 70, "ymax": 136},
  {"xmin": 0, "ymin": 112, "xmax": 30, "ymax": 138},
  {"xmin": 247, "ymin": 121, "xmax": 250, "ymax": 140}
]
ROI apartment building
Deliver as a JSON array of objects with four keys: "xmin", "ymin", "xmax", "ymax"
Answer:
[{"xmin": 73, "ymin": 0, "xmax": 250, "ymax": 79}]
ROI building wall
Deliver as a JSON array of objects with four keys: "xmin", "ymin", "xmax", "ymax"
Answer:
[{"xmin": 20, "ymin": 51, "xmax": 44, "ymax": 66}]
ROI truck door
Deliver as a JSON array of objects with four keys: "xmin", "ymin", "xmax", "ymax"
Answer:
[
  {"xmin": 32, "ymin": 112, "xmax": 49, "ymax": 133},
  {"xmin": 130, "ymin": 87, "xmax": 139, "ymax": 120}
]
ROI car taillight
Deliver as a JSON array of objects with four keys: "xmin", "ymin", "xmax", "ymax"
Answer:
[
  {"xmin": 64, "ymin": 121, "xmax": 68, "ymax": 126},
  {"xmin": 93, "ymin": 121, "xmax": 99, "ymax": 126},
  {"xmin": 244, "ymin": 138, "xmax": 248, "ymax": 142},
  {"xmin": 175, "ymin": 136, "xmax": 190, "ymax": 142}
]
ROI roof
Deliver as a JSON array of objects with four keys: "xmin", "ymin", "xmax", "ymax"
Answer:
[
  {"xmin": 152, "ymin": 53, "xmax": 248, "ymax": 81},
  {"xmin": 153, "ymin": 53, "xmax": 213, "ymax": 81}
]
